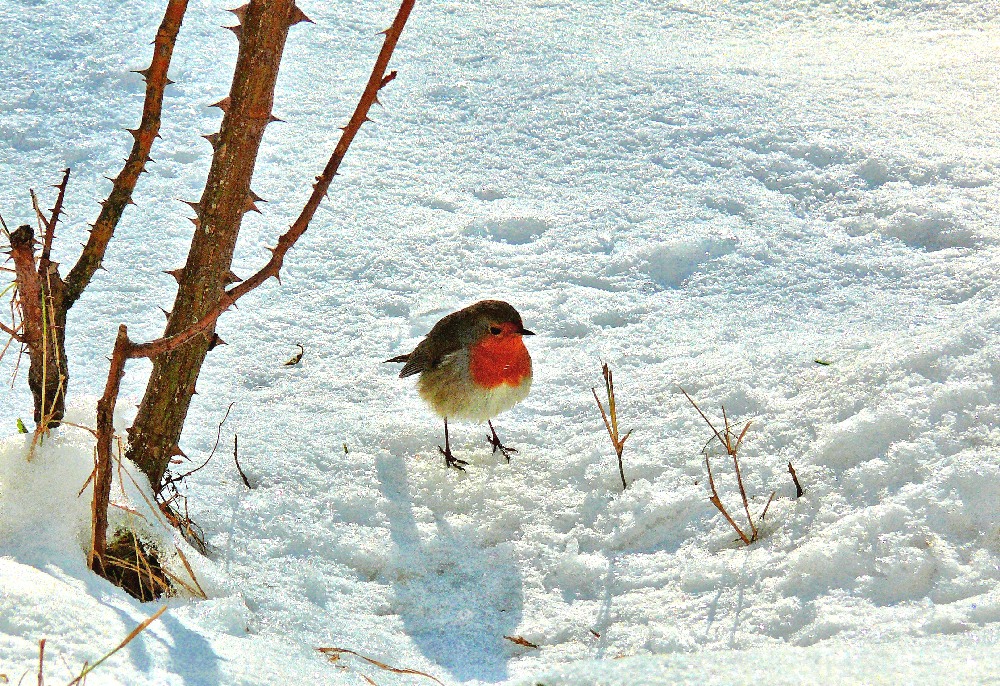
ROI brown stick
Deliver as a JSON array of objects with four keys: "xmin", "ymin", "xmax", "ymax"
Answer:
[
  {"xmin": 91, "ymin": 325, "xmax": 130, "ymax": 572},
  {"xmin": 9, "ymin": 227, "xmax": 44, "ymax": 350},
  {"xmin": 9, "ymin": 225, "xmax": 65, "ymax": 425},
  {"xmin": 127, "ymin": 0, "xmax": 314, "ymax": 487},
  {"xmin": 760, "ymin": 490, "xmax": 777, "ymax": 520},
  {"xmin": 64, "ymin": 0, "xmax": 190, "ymax": 309},
  {"xmin": 234, "ymin": 434, "xmax": 252, "ymax": 488},
  {"xmin": 0, "ymin": 320, "xmax": 22, "ymax": 342},
  {"xmin": 37, "ymin": 638, "xmax": 45, "ymax": 686},
  {"xmin": 788, "ymin": 461, "xmax": 804, "ymax": 498}
]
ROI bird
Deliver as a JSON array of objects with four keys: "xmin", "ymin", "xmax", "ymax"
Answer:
[{"xmin": 386, "ymin": 300, "xmax": 535, "ymax": 470}]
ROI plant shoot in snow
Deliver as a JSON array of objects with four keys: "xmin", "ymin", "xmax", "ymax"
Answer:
[{"xmin": 682, "ymin": 388, "xmax": 775, "ymax": 545}]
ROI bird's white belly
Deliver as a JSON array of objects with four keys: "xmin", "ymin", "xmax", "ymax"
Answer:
[{"xmin": 455, "ymin": 377, "xmax": 532, "ymax": 422}]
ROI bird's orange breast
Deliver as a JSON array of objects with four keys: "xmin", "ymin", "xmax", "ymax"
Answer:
[{"xmin": 469, "ymin": 336, "xmax": 532, "ymax": 389}]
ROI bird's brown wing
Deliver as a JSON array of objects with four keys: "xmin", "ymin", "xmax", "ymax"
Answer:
[
  {"xmin": 392, "ymin": 332, "xmax": 463, "ymax": 378},
  {"xmin": 387, "ymin": 306, "xmax": 477, "ymax": 378}
]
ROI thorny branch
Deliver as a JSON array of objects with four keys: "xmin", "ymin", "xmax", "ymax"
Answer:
[
  {"xmin": 91, "ymin": 0, "xmax": 415, "ymax": 573},
  {"xmin": 39, "ymin": 168, "xmax": 71, "ymax": 271}
]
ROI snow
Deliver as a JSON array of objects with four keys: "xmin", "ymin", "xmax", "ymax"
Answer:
[{"xmin": 2, "ymin": 0, "xmax": 1000, "ymax": 683}]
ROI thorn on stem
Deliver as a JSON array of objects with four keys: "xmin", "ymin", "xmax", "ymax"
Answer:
[
  {"xmin": 289, "ymin": 5, "xmax": 313, "ymax": 25},
  {"xmin": 226, "ymin": 3, "xmax": 249, "ymax": 23},
  {"xmin": 208, "ymin": 333, "xmax": 226, "ymax": 351}
]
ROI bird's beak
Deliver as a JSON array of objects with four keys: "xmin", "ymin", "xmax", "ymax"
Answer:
[{"xmin": 520, "ymin": 327, "xmax": 536, "ymax": 336}]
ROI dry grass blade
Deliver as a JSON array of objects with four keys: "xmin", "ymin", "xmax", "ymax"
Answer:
[
  {"xmin": 760, "ymin": 490, "xmax": 777, "ymax": 520},
  {"xmin": 317, "ymin": 647, "xmax": 444, "ymax": 686},
  {"xmin": 728, "ymin": 417, "xmax": 757, "ymax": 541},
  {"xmin": 68, "ymin": 606, "xmax": 167, "ymax": 684},
  {"xmin": 680, "ymin": 387, "xmax": 725, "ymax": 447},
  {"xmin": 592, "ymin": 362, "xmax": 631, "ymax": 490},
  {"xmin": 173, "ymin": 547, "xmax": 208, "ymax": 600},
  {"xmin": 705, "ymin": 454, "xmax": 750, "ymax": 545}
]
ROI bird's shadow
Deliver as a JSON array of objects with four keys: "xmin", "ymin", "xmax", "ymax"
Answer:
[{"xmin": 375, "ymin": 453, "xmax": 523, "ymax": 683}]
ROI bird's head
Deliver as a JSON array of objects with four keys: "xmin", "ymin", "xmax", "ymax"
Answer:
[{"xmin": 464, "ymin": 300, "xmax": 535, "ymax": 345}]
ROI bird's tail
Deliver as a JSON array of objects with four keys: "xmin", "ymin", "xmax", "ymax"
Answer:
[{"xmin": 384, "ymin": 354, "xmax": 409, "ymax": 364}]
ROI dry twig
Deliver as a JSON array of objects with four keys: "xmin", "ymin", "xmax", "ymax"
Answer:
[
  {"xmin": 64, "ymin": 0, "xmax": 189, "ymax": 308},
  {"xmin": 234, "ymin": 434, "xmax": 252, "ymax": 489},
  {"xmin": 503, "ymin": 635, "xmax": 539, "ymax": 649},
  {"xmin": 788, "ymin": 461, "xmax": 804, "ymax": 498}
]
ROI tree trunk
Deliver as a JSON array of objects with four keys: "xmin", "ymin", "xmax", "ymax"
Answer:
[
  {"xmin": 9, "ymin": 225, "xmax": 69, "ymax": 426},
  {"xmin": 127, "ymin": 0, "xmax": 298, "ymax": 488}
]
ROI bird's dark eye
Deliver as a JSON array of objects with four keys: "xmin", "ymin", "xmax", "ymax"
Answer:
[{"xmin": 490, "ymin": 326, "xmax": 502, "ymax": 335}]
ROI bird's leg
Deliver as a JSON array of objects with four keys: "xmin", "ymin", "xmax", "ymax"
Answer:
[
  {"xmin": 439, "ymin": 417, "xmax": 468, "ymax": 470},
  {"xmin": 486, "ymin": 420, "xmax": 518, "ymax": 463}
]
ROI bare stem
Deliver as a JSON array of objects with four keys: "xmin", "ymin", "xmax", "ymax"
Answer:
[
  {"xmin": 40, "ymin": 168, "xmax": 71, "ymax": 270},
  {"xmin": 705, "ymin": 454, "xmax": 750, "ymax": 545},
  {"xmin": 91, "ymin": 324, "xmax": 130, "ymax": 572},
  {"xmin": 788, "ymin": 461, "xmax": 804, "ymax": 498}
]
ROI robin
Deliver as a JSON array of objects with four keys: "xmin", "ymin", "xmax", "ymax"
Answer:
[{"xmin": 386, "ymin": 300, "xmax": 535, "ymax": 470}]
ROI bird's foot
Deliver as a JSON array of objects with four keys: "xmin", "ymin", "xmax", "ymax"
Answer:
[
  {"xmin": 486, "ymin": 428, "xmax": 518, "ymax": 464},
  {"xmin": 439, "ymin": 445, "xmax": 469, "ymax": 471}
]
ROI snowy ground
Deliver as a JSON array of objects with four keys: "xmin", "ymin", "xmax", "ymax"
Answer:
[{"xmin": 2, "ymin": 0, "xmax": 1000, "ymax": 683}]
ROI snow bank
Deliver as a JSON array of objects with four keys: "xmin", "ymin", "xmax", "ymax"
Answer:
[{"xmin": 0, "ymin": 403, "xmax": 342, "ymax": 684}]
